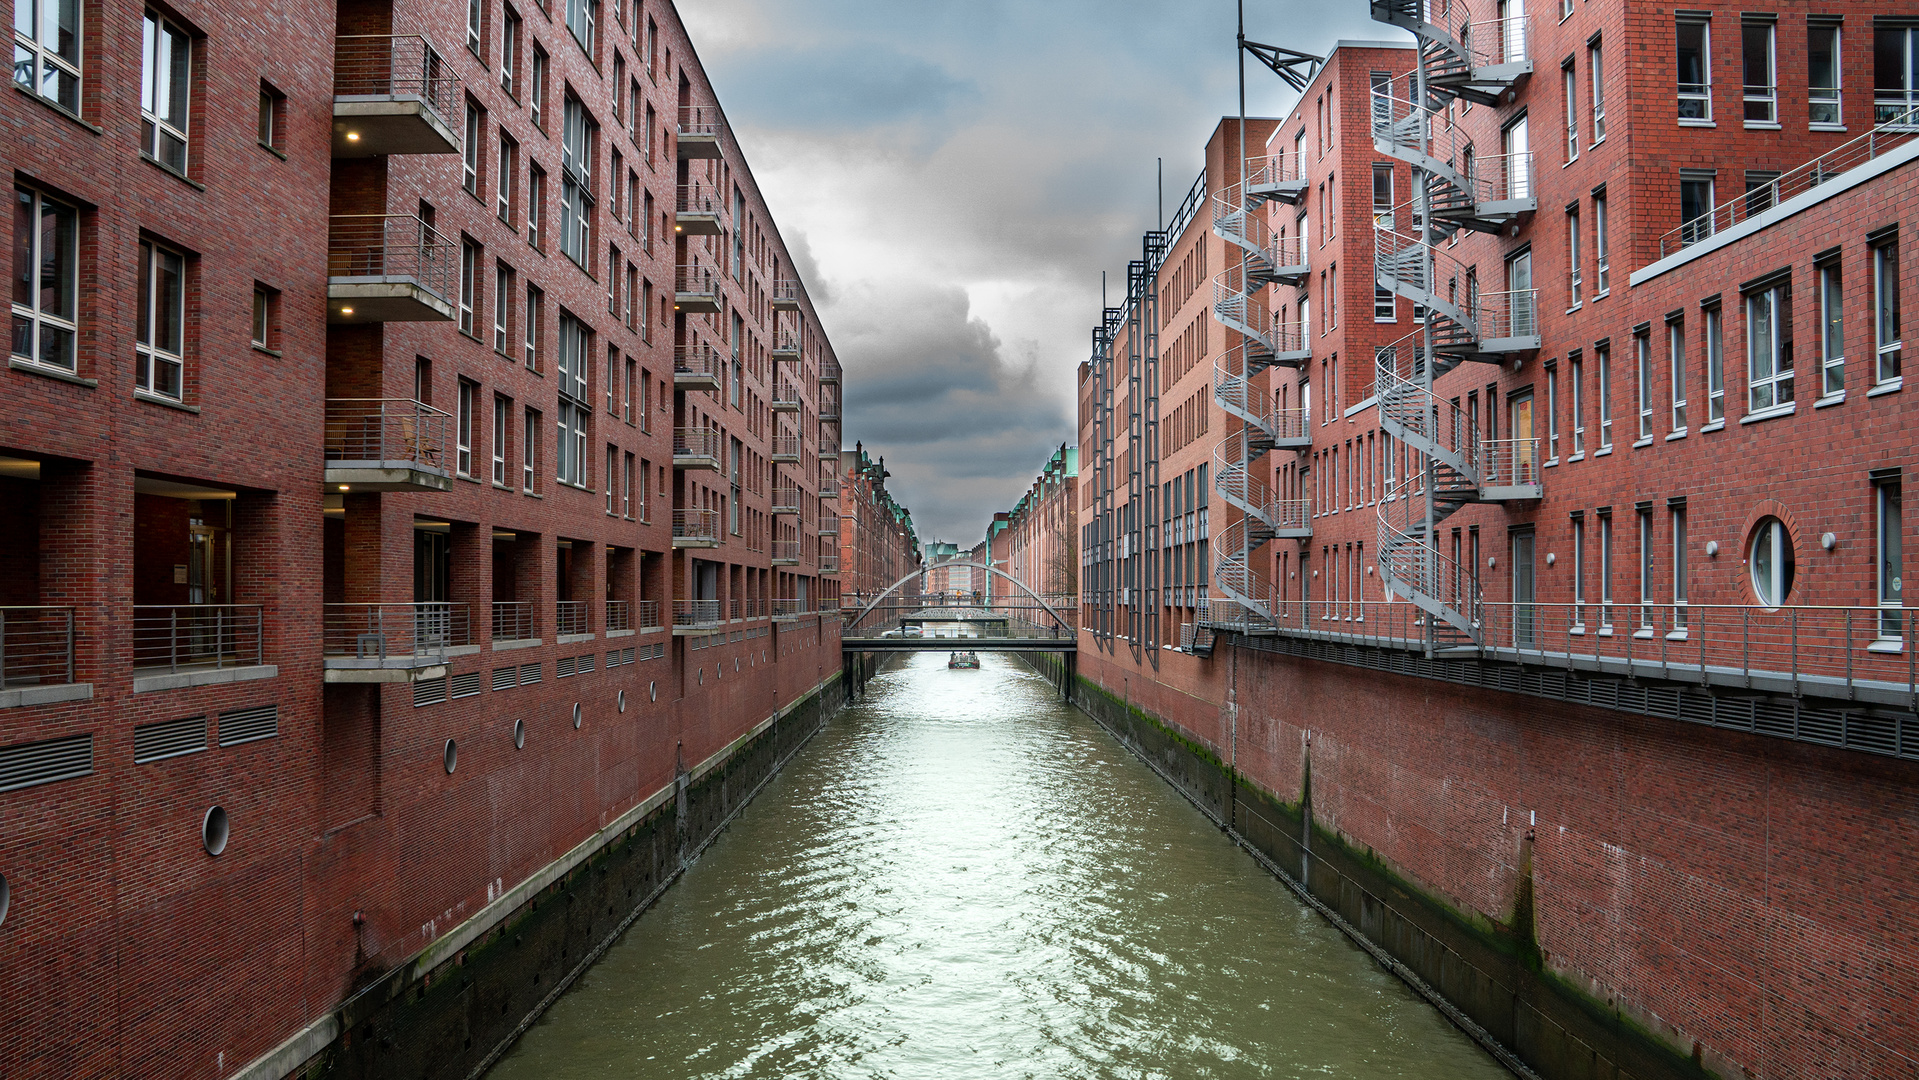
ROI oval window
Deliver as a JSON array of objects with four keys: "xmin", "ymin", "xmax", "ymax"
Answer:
[{"xmin": 1749, "ymin": 516, "xmax": 1796, "ymax": 607}]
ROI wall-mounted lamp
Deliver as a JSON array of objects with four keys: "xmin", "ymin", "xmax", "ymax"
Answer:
[
  {"xmin": 1821, "ymin": 532, "xmax": 1837, "ymax": 550},
  {"xmin": 1706, "ymin": 540, "xmax": 1720, "ymax": 557},
  {"xmin": 1545, "ymin": 552, "xmax": 1556, "ymax": 566}
]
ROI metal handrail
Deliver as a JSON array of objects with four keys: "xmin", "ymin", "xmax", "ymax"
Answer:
[
  {"xmin": 491, "ymin": 600, "xmax": 536, "ymax": 641},
  {"xmin": 771, "ymin": 434, "xmax": 801, "ymax": 459},
  {"xmin": 674, "ymin": 598, "xmax": 723, "ymax": 627},
  {"xmin": 678, "ymin": 105, "xmax": 722, "ymax": 140},
  {"xmin": 772, "ymin": 279, "xmax": 802, "ymax": 305},
  {"xmin": 605, "ymin": 600, "xmax": 631, "ymax": 633},
  {"xmin": 1213, "ymin": 265, "xmax": 1308, "ymax": 357},
  {"xmin": 334, "ymin": 35, "xmax": 461, "ymax": 123},
  {"xmin": 819, "ymin": 555, "xmax": 841, "ymax": 574},
  {"xmin": 556, "ymin": 600, "xmax": 589, "ymax": 636},
  {"xmin": 0, "ymin": 606, "xmax": 75, "ymax": 687},
  {"xmin": 675, "ymin": 257, "xmax": 719, "ymax": 297},
  {"xmin": 324, "ymin": 602, "xmax": 469, "ymax": 657},
  {"xmin": 675, "ymin": 177, "xmax": 722, "ymax": 216},
  {"xmin": 673, "ymin": 426, "xmax": 723, "ymax": 460},
  {"xmin": 771, "ymin": 485, "xmax": 802, "ymax": 513},
  {"xmin": 772, "ymin": 329, "xmax": 802, "ymax": 356},
  {"xmin": 324, "ymin": 398, "xmax": 452, "ymax": 469},
  {"xmin": 1659, "ymin": 104, "xmax": 1919, "ymax": 257},
  {"xmin": 635, "ymin": 599, "xmax": 662, "ymax": 629},
  {"xmin": 772, "ymin": 380, "xmax": 804, "ymax": 408},
  {"xmin": 772, "ymin": 540, "xmax": 801, "ymax": 562},
  {"xmin": 673, "ymin": 508, "xmax": 720, "ymax": 541},
  {"xmin": 674, "ymin": 342, "xmax": 722, "ymax": 382},
  {"xmin": 132, "ymin": 605, "xmax": 264, "ymax": 672},
  {"xmin": 328, "ymin": 215, "xmax": 455, "ymax": 299}
]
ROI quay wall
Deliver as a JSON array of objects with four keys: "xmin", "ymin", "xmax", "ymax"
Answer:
[{"xmin": 1035, "ymin": 643, "xmax": 1919, "ymax": 1080}]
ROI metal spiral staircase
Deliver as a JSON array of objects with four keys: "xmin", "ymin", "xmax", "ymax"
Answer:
[{"xmin": 1369, "ymin": 0, "xmax": 1538, "ymax": 651}]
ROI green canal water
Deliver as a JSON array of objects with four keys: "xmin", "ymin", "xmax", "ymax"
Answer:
[{"xmin": 487, "ymin": 652, "xmax": 1509, "ymax": 1079}]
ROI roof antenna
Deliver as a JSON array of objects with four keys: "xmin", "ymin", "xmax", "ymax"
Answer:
[
  {"xmin": 1101, "ymin": 270, "xmax": 1107, "ymax": 310},
  {"xmin": 1157, "ymin": 157, "xmax": 1164, "ymax": 233}
]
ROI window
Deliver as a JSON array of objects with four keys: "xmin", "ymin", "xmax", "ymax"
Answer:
[
  {"xmin": 556, "ymin": 313, "xmax": 590, "ymax": 486},
  {"xmin": 557, "ymin": 401, "xmax": 586, "ymax": 485},
  {"xmin": 1566, "ymin": 206, "xmax": 1581, "ymax": 307},
  {"xmin": 1878, "ymin": 478, "xmax": 1904, "ymax": 637},
  {"xmin": 609, "ymin": 149, "xmax": 624, "ymax": 221},
  {"xmin": 1680, "ymin": 172, "xmax": 1715, "ymax": 245},
  {"xmin": 527, "ymin": 164, "xmax": 545, "ymax": 249},
  {"xmin": 1633, "ymin": 333, "xmax": 1653, "ymax": 440},
  {"xmin": 560, "ymin": 95, "xmax": 596, "ymax": 265},
  {"xmin": 1593, "ymin": 192, "xmax": 1610, "ymax": 294},
  {"xmin": 1590, "ymin": 38, "xmax": 1606, "ymax": 141},
  {"xmin": 1503, "ymin": 115, "xmax": 1531, "ymax": 200},
  {"xmin": 1879, "ymin": 25, "xmax": 1919, "ymax": 123},
  {"xmin": 251, "ymin": 285, "xmax": 274, "ymax": 349},
  {"xmin": 135, "ymin": 238, "xmax": 185, "ymax": 400},
  {"xmin": 13, "ymin": 0, "xmax": 80, "ymax": 111},
  {"xmin": 497, "ymin": 134, "xmax": 518, "ymax": 222},
  {"xmin": 458, "ymin": 240, "xmax": 478, "ymax": 335},
  {"xmin": 257, "ymin": 84, "xmax": 284, "ymax": 152},
  {"xmin": 565, "ymin": 0, "xmax": 597, "ymax": 54},
  {"xmin": 492, "ymin": 395, "xmax": 509, "ymax": 485},
  {"xmin": 1706, "ymin": 304, "xmax": 1726, "ymax": 423},
  {"xmin": 524, "ymin": 283, "xmax": 543, "ymax": 370},
  {"xmin": 557, "ymin": 311, "xmax": 589, "ymax": 401},
  {"xmin": 611, "ymin": 56, "xmax": 624, "ymax": 123},
  {"xmin": 1671, "ymin": 505, "xmax": 1688, "ymax": 627},
  {"xmin": 529, "ymin": 45, "xmax": 548, "ymax": 128},
  {"xmin": 1744, "ymin": 170, "xmax": 1780, "ymax": 216},
  {"xmin": 1637, "ymin": 508, "xmax": 1654, "ymax": 628},
  {"xmin": 456, "ymin": 379, "xmax": 475, "ymax": 476},
  {"xmin": 1571, "ymin": 515, "xmax": 1586, "ymax": 627},
  {"xmin": 1506, "ymin": 249, "xmax": 1534, "ymax": 338},
  {"xmin": 501, "ymin": 8, "xmax": 520, "ymax": 95},
  {"xmin": 1809, "ymin": 22, "xmax": 1841, "ymax": 126},
  {"xmin": 493, "ymin": 263, "xmax": 511, "ymax": 352},
  {"xmin": 463, "ymin": 101, "xmax": 481, "ymax": 194},
  {"xmin": 466, "ymin": 0, "xmax": 482, "ymax": 53},
  {"xmin": 1569, "ymin": 353, "xmax": 1585, "ymax": 454},
  {"xmin": 622, "ymin": 451, "xmax": 634, "ymax": 517},
  {"xmin": 522, "ymin": 406, "xmax": 539, "ymax": 491},
  {"xmin": 1546, "ymin": 363, "xmax": 1560, "ymax": 460},
  {"xmin": 1748, "ymin": 516, "xmax": 1795, "ymax": 607},
  {"xmin": 1598, "ymin": 511, "xmax": 1614, "ymax": 627},
  {"xmin": 1743, "ymin": 19, "xmax": 1776, "ymax": 123},
  {"xmin": 1875, "ymin": 236, "xmax": 1903, "ymax": 383},
  {"xmin": 1819, "ymin": 260, "xmax": 1845, "ymax": 397},
  {"xmin": 14, "ymin": 188, "xmax": 80, "ymax": 373},
  {"xmin": 1747, "ymin": 280, "xmax": 1794, "ymax": 411},
  {"xmin": 141, "ymin": 12, "xmax": 191, "ymax": 172},
  {"xmin": 1668, "ymin": 320, "xmax": 1688, "ymax": 431},
  {"xmin": 1596, "ymin": 344, "xmax": 1613, "ymax": 447},
  {"xmin": 1677, "ymin": 18, "xmax": 1712, "ymax": 121},
  {"xmin": 1563, "ymin": 62, "xmax": 1578, "ymax": 161},
  {"xmin": 606, "ymin": 343, "xmax": 618, "ymax": 413},
  {"xmin": 605, "ymin": 444, "xmax": 617, "ymax": 513},
  {"xmin": 623, "ymin": 356, "xmax": 635, "ymax": 421}
]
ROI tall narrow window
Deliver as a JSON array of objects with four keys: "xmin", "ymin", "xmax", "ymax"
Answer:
[
  {"xmin": 492, "ymin": 395, "xmax": 508, "ymax": 485},
  {"xmin": 1596, "ymin": 344, "xmax": 1613, "ymax": 447},
  {"xmin": 1680, "ymin": 172, "xmax": 1716, "ymax": 245},
  {"xmin": 1589, "ymin": 38, "xmax": 1606, "ymax": 140},
  {"xmin": 1820, "ymin": 259, "xmax": 1845, "ymax": 397},
  {"xmin": 565, "ymin": 0, "xmax": 597, "ymax": 55},
  {"xmin": 1593, "ymin": 192, "xmax": 1610, "ymax": 293},
  {"xmin": 1809, "ymin": 22, "xmax": 1841, "ymax": 126},
  {"xmin": 1637, "ymin": 508, "xmax": 1655, "ymax": 628},
  {"xmin": 1503, "ymin": 115, "xmax": 1531, "ymax": 201},
  {"xmin": 1878, "ymin": 478, "xmax": 1904, "ymax": 637},
  {"xmin": 1668, "ymin": 319, "xmax": 1687, "ymax": 431},
  {"xmin": 1546, "ymin": 363, "xmax": 1560, "ymax": 460},
  {"xmin": 463, "ymin": 101, "xmax": 481, "ymax": 194},
  {"xmin": 527, "ymin": 164, "xmax": 546, "ymax": 249},
  {"xmin": 522, "ymin": 406, "xmax": 539, "ymax": 492},
  {"xmin": 135, "ymin": 238, "xmax": 185, "ymax": 400},
  {"xmin": 1571, "ymin": 515, "xmax": 1586, "ymax": 627},
  {"xmin": 1598, "ymin": 511, "xmax": 1614, "ymax": 628},
  {"xmin": 1677, "ymin": 18, "xmax": 1712, "ymax": 121},
  {"xmin": 1569, "ymin": 353, "xmax": 1585, "ymax": 454},
  {"xmin": 524, "ymin": 283, "xmax": 543, "ymax": 370},
  {"xmin": 13, "ymin": 0, "xmax": 80, "ymax": 110},
  {"xmin": 1634, "ymin": 333, "xmax": 1653, "ymax": 440},
  {"xmin": 1671, "ymin": 504, "xmax": 1688, "ymax": 627},
  {"xmin": 560, "ymin": 95, "xmax": 597, "ymax": 265},
  {"xmin": 1743, "ymin": 19, "xmax": 1776, "ymax": 123},
  {"xmin": 141, "ymin": 12, "xmax": 191, "ymax": 172},
  {"xmin": 456, "ymin": 379, "xmax": 475, "ymax": 476},
  {"xmin": 458, "ymin": 240, "xmax": 477, "ymax": 335},
  {"xmin": 493, "ymin": 264, "xmax": 511, "ymax": 352},
  {"xmin": 1563, "ymin": 62, "xmax": 1578, "ymax": 161},
  {"xmin": 530, "ymin": 45, "xmax": 548, "ymax": 128},
  {"xmin": 1875, "ymin": 235, "xmax": 1903, "ymax": 383},
  {"xmin": 501, "ymin": 8, "xmax": 520, "ymax": 95},
  {"xmin": 466, "ymin": 0, "xmax": 482, "ymax": 53},
  {"xmin": 1706, "ymin": 304, "xmax": 1726, "ymax": 422},
  {"xmin": 1878, "ymin": 25, "xmax": 1919, "ymax": 123},
  {"xmin": 497, "ymin": 134, "xmax": 517, "ymax": 222},
  {"xmin": 1566, "ymin": 206, "xmax": 1581, "ymax": 307},
  {"xmin": 10, "ymin": 187, "xmax": 78, "ymax": 372},
  {"xmin": 1747, "ymin": 281, "xmax": 1795, "ymax": 411},
  {"xmin": 605, "ymin": 444, "xmax": 617, "ymax": 514},
  {"xmin": 251, "ymin": 286, "xmax": 271, "ymax": 348}
]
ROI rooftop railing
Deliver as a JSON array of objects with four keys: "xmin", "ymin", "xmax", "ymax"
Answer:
[{"xmin": 1, "ymin": 607, "xmax": 75, "ymax": 688}]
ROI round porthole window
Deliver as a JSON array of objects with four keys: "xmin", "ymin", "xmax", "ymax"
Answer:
[
  {"xmin": 1749, "ymin": 516, "xmax": 1796, "ymax": 607},
  {"xmin": 572, "ymin": 703, "xmax": 583, "ymax": 729},
  {"xmin": 444, "ymin": 739, "xmax": 458, "ymax": 774},
  {"xmin": 618, "ymin": 689, "xmax": 627, "ymax": 713},
  {"xmin": 202, "ymin": 806, "xmax": 230, "ymax": 856},
  {"xmin": 0, "ymin": 872, "xmax": 10, "ymax": 927},
  {"xmin": 649, "ymin": 681, "xmax": 657, "ymax": 702},
  {"xmin": 513, "ymin": 719, "xmax": 525, "ymax": 749}
]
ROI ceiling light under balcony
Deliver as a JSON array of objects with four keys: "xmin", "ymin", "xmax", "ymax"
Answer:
[{"xmin": 346, "ymin": 131, "xmax": 360, "ymax": 141}]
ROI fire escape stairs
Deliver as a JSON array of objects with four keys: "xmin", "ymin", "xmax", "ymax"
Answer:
[{"xmin": 1369, "ymin": 0, "xmax": 1533, "ymax": 106}]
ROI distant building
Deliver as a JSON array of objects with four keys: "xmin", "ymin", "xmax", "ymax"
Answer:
[
  {"xmin": 839, "ymin": 444, "xmax": 922, "ymax": 600},
  {"xmin": 993, "ymin": 445, "xmax": 1078, "ymax": 610}
]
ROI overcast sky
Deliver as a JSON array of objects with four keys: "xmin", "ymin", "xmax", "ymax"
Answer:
[{"xmin": 680, "ymin": 1, "xmax": 1380, "ymax": 545}]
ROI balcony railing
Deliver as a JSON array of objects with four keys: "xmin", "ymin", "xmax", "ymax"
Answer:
[
  {"xmin": 328, "ymin": 215, "xmax": 455, "ymax": 320},
  {"xmin": 324, "ymin": 398, "xmax": 452, "ymax": 475},
  {"xmin": 333, "ymin": 35, "xmax": 461, "ymax": 156},
  {"xmin": 492, "ymin": 600, "xmax": 537, "ymax": 642},
  {"xmin": 323, "ymin": 602, "xmax": 470, "ymax": 661},
  {"xmin": 673, "ymin": 426, "xmax": 723, "ymax": 466},
  {"xmin": 675, "ymin": 259, "xmax": 721, "ymax": 311},
  {"xmin": 818, "ymin": 387, "xmax": 840, "ymax": 420},
  {"xmin": 677, "ymin": 105, "xmax": 723, "ymax": 158},
  {"xmin": 772, "ymin": 598, "xmax": 807, "ymax": 619},
  {"xmin": 674, "ymin": 508, "xmax": 721, "ymax": 544},
  {"xmin": 772, "ymin": 540, "xmax": 800, "ymax": 564},
  {"xmin": 819, "ymin": 514, "xmax": 840, "ymax": 535},
  {"xmin": 132, "ymin": 605, "xmax": 264, "ymax": 673},
  {"xmin": 636, "ymin": 599, "xmax": 663, "ymax": 630},
  {"xmin": 772, "ymin": 380, "xmax": 803, "ymax": 411},
  {"xmin": 772, "ymin": 279, "xmax": 802, "ymax": 308},
  {"xmin": 772, "ymin": 330, "xmax": 801, "ymax": 358},
  {"xmin": 556, "ymin": 600, "xmax": 589, "ymax": 636},
  {"xmin": 674, "ymin": 599, "xmax": 724, "ymax": 628},
  {"xmin": 1659, "ymin": 104, "xmax": 1919, "ymax": 258},
  {"xmin": 0, "ymin": 606, "xmax": 75, "ymax": 688},
  {"xmin": 819, "ymin": 554, "xmax": 841, "ymax": 574},
  {"xmin": 771, "ymin": 486, "xmax": 802, "ymax": 514},
  {"xmin": 771, "ymin": 434, "xmax": 801, "ymax": 461},
  {"xmin": 674, "ymin": 342, "xmax": 723, "ymax": 389},
  {"xmin": 675, "ymin": 178, "xmax": 724, "ymax": 231},
  {"xmin": 605, "ymin": 600, "xmax": 631, "ymax": 633}
]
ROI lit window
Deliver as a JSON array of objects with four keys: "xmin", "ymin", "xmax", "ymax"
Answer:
[
  {"xmin": 1748, "ymin": 516, "xmax": 1794, "ymax": 607},
  {"xmin": 135, "ymin": 238, "xmax": 185, "ymax": 400},
  {"xmin": 11, "ymin": 186, "xmax": 79, "ymax": 372},
  {"xmin": 141, "ymin": 12, "xmax": 191, "ymax": 172},
  {"xmin": 13, "ymin": 0, "xmax": 80, "ymax": 111}
]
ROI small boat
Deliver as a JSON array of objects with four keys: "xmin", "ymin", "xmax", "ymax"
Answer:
[{"xmin": 947, "ymin": 651, "xmax": 980, "ymax": 669}]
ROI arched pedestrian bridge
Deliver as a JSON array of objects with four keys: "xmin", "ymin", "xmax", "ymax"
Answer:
[{"xmin": 840, "ymin": 563, "xmax": 1077, "ymax": 654}]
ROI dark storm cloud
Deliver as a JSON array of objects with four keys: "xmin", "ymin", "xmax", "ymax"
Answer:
[{"xmin": 682, "ymin": 0, "xmax": 1381, "ymax": 542}]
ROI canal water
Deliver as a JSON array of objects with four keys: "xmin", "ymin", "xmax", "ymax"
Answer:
[{"xmin": 488, "ymin": 652, "xmax": 1509, "ymax": 1080}]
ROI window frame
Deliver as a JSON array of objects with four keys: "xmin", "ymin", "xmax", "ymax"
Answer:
[
  {"xmin": 135, "ymin": 236, "xmax": 187, "ymax": 401},
  {"xmin": 1562, "ymin": 61, "xmax": 1578, "ymax": 162},
  {"xmin": 1589, "ymin": 38, "xmax": 1606, "ymax": 141},
  {"xmin": 1676, "ymin": 17, "xmax": 1712, "ymax": 123},
  {"xmin": 1746, "ymin": 281, "xmax": 1795, "ymax": 412},
  {"xmin": 1742, "ymin": 18, "xmax": 1777, "ymax": 125},
  {"xmin": 1819, "ymin": 259, "xmax": 1845, "ymax": 398},
  {"xmin": 11, "ymin": 186, "xmax": 80, "ymax": 373},
  {"xmin": 492, "ymin": 394, "xmax": 509, "ymax": 485},
  {"xmin": 1875, "ymin": 236, "xmax": 1903, "ymax": 385},
  {"xmin": 1593, "ymin": 192, "xmax": 1610, "ymax": 294},
  {"xmin": 1668, "ymin": 318, "xmax": 1687, "ymax": 432},
  {"xmin": 140, "ymin": 11, "xmax": 192, "ymax": 173},
  {"xmin": 1808, "ymin": 21, "xmax": 1841, "ymax": 127},
  {"xmin": 1877, "ymin": 478, "xmax": 1904, "ymax": 638},
  {"xmin": 456, "ymin": 378, "xmax": 476, "ymax": 476},
  {"xmin": 13, "ymin": 0, "xmax": 81, "ymax": 112}
]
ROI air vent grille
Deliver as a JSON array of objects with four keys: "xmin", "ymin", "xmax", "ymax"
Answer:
[
  {"xmin": 450, "ymin": 671, "xmax": 482, "ymax": 698},
  {"xmin": 217, "ymin": 704, "xmax": 279, "ymax": 747},
  {"xmin": 0, "ymin": 733, "xmax": 93, "ymax": 792},
  {"xmin": 136, "ymin": 715, "xmax": 207, "ymax": 762},
  {"xmin": 413, "ymin": 677, "xmax": 448, "ymax": 707}
]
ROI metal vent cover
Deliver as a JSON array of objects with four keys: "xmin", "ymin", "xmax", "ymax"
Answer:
[
  {"xmin": 135, "ymin": 715, "xmax": 207, "ymax": 763},
  {"xmin": 492, "ymin": 666, "xmax": 517, "ymax": 691},
  {"xmin": 577, "ymin": 653, "xmax": 594, "ymax": 674},
  {"xmin": 0, "ymin": 733, "xmax": 94, "ymax": 793},
  {"xmin": 519, "ymin": 662, "xmax": 542, "ymax": 685},
  {"xmin": 450, "ymin": 671, "xmax": 482, "ymax": 698},
  {"xmin": 557, "ymin": 657, "xmax": 576, "ymax": 678},
  {"xmin": 413, "ymin": 676, "xmax": 449, "ymax": 708},
  {"xmin": 218, "ymin": 704, "xmax": 279, "ymax": 747}
]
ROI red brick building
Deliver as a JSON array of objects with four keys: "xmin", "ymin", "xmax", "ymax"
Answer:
[
  {"xmin": 1, "ymin": 0, "xmax": 849, "ymax": 1074},
  {"xmin": 837, "ymin": 443, "xmax": 921, "ymax": 603},
  {"xmin": 995, "ymin": 444, "xmax": 1078, "ymax": 611},
  {"xmin": 1070, "ymin": 13, "xmax": 1918, "ymax": 1078}
]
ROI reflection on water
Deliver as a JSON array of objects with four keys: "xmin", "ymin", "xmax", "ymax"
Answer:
[{"xmin": 489, "ymin": 653, "xmax": 1508, "ymax": 1079}]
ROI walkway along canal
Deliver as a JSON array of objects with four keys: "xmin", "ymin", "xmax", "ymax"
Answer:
[{"xmin": 487, "ymin": 652, "xmax": 1511, "ymax": 1078}]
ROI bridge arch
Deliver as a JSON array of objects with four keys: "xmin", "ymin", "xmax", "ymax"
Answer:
[{"xmin": 848, "ymin": 562, "xmax": 1073, "ymax": 633}]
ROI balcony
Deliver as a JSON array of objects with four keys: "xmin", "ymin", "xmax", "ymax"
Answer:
[
  {"xmin": 771, "ymin": 486, "xmax": 801, "ymax": 515},
  {"xmin": 673, "ymin": 427, "xmax": 722, "ymax": 471},
  {"xmin": 0, "ymin": 606, "xmax": 80, "ymax": 707},
  {"xmin": 772, "ymin": 279, "xmax": 802, "ymax": 310},
  {"xmin": 491, "ymin": 600, "xmax": 537, "ymax": 644},
  {"xmin": 323, "ymin": 602, "xmax": 469, "ymax": 682},
  {"xmin": 771, "ymin": 330, "xmax": 801, "ymax": 361},
  {"xmin": 819, "ymin": 514, "xmax": 840, "ymax": 535},
  {"xmin": 675, "ymin": 178, "xmax": 723, "ymax": 236},
  {"xmin": 819, "ymin": 554, "xmax": 840, "ymax": 575},
  {"xmin": 555, "ymin": 600, "xmax": 591, "ymax": 639},
  {"xmin": 819, "ymin": 472, "xmax": 840, "ymax": 497},
  {"xmin": 675, "ymin": 259, "xmax": 721, "ymax": 314},
  {"xmin": 772, "ymin": 598, "xmax": 806, "ymax": 621},
  {"xmin": 770, "ymin": 434, "xmax": 801, "ymax": 463},
  {"xmin": 333, "ymin": 35, "xmax": 461, "ymax": 157},
  {"xmin": 673, "ymin": 508, "xmax": 721, "ymax": 548},
  {"xmin": 674, "ymin": 342, "xmax": 722, "ymax": 391},
  {"xmin": 677, "ymin": 105, "xmax": 724, "ymax": 160},
  {"xmin": 771, "ymin": 380, "xmax": 802, "ymax": 413},
  {"xmin": 132, "ymin": 604, "xmax": 264, "ymax": 676},
  {"xmin": 605, "ymin": 599, "xmax": 632, "ymax": 633},
  {"xmin": 673, "ymin": 599, "xmax": 723, "ymax": 634},
  {"xmin": 772, "ymin": 540, "xmax": 800, "ymax": 566},
  {"xmin": 324, "ymin": 398, "xmax": 453, "ymax": 492},
  {"xmin": 819, "ymin": 363, "xmax": 839, "ymax": 385},
  {"xmin": 328, "ymin": 215, "xmax": 455, "ymax": 322},
  {"xmin": 636, "ymin": 600, "xmax": 663, "ymax": 632},
  {"xmin": 819, "ymin": 387, "xmax": 840, "ymax": 421}
]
